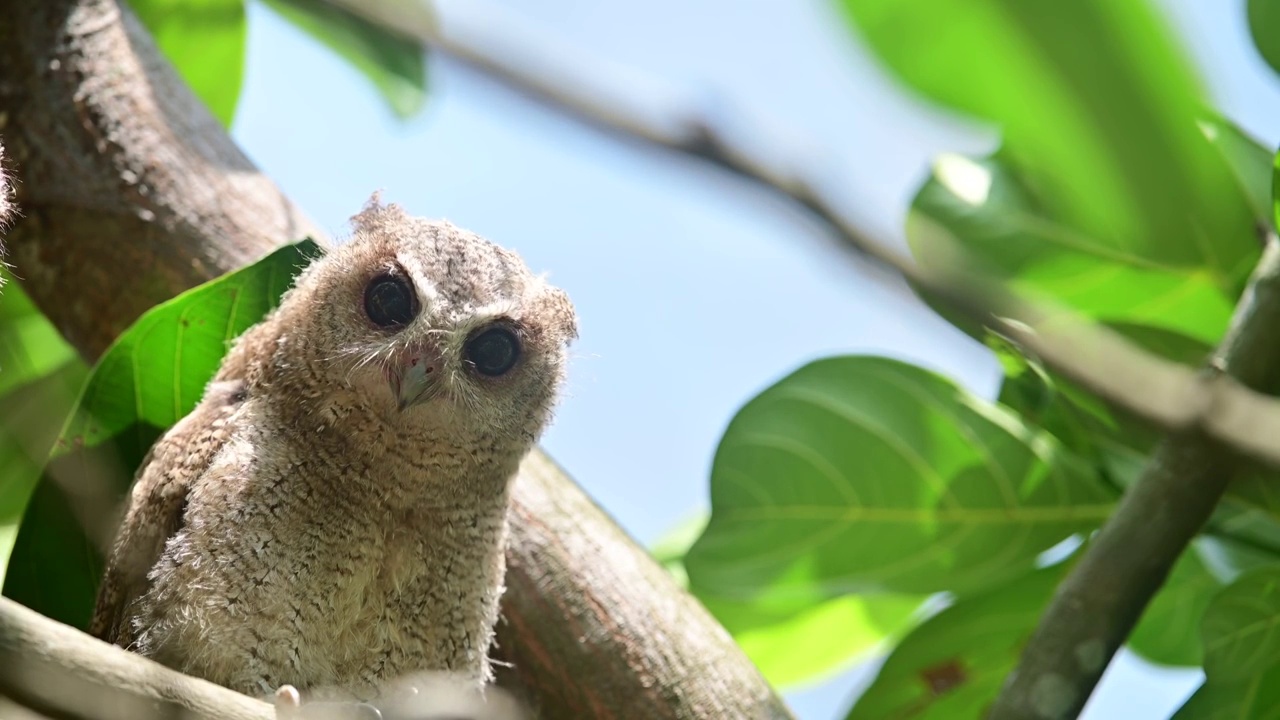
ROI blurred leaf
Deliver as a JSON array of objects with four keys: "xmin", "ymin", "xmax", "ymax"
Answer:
[
  {"xmin": 684, "ymin": 356, "xmax": 1112, "ymax": 603},
  {"xmin": 0, "ymin": 364, "xmax": 88, "ymax": 588},
  {"xmin": 840, "ymin": 0, "xmax": 1256, "ymax": 289},
  {"xmin": 914, "ymin": 150, "xmax": 1280, "ymax": 559},
  {"xmin": 909, "ymin": 152, "xmax": 1235, "ymax": 349},
  {"xmin": 844, "ymin": 564, "xmax": 1065, "ymax": 719},
  {"xmin": 261, "ymin": 0, "xmax": 429, "ymax": 119},
  {"xmin": 2, "ymin": 240, "xmax": 321, "ymax": 628},
  {"xmin": 1174, "ymin": 565, "xmax": 1280, "ymax": 718},
  {"xmin": 0, "ymin": 268, "xmax": 78, "ymax": 396},
  {"xmin": 1173, "ymin": 665, "xmax": 1280, "ymax": 720},
  {"xmin": 128, "ymin": 0, "xmax": 246, "ymax": 127},
  {"xmin": 1127, "ymin": 543, "xmax": 1224, "ymax": 667},
  {"xmin": 652, "ymin": 514, "xmax": 924, "ymax": 688},
  {"xmin": 1200, "ymin": 116, "xmax": 1275, "ymax": 231},
  {"xmin": 1249, "ymin": 0, "xmax": 1280, "ymax": 84},
  {"xmin": 0, "ymin": 272, "xmax": 88, "ymax": 587}
]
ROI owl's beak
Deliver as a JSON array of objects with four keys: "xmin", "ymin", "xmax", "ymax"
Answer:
[{"xmin": 391, "ymin": 350, "xmax": 440, "ymax": 411}]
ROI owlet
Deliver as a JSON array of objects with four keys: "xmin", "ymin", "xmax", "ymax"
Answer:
[{"xmin": 90, "ymin": 198, "xmax": 578, "ymax": 700}]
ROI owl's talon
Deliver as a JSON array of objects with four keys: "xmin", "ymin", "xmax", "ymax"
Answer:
[{"xmin": 273, "ymin": 684, "xmax": 302, "ymax": 716}]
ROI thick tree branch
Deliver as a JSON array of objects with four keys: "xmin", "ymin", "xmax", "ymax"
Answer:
[
  {"xmin": 0, "ymin": 0, "xmax": 322, "ymax": 359},
  {"xmin": 0, "ymin": 1, "xmax": 793, "ymax": 718},
  {"xmin": 320, "ymin": 0, "xmax": 1280, "ymax": 471},
  {"xmin": 989, "ymin": 240, "xmax": 1280, "ymax": 719}
]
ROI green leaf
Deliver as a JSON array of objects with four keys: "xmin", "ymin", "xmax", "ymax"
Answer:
[
  {"xmin": 127, "ymin": 0, "xmax": 247, "ymax": 127},
  {"xmin": 0, "ymin": 272, "xmax": 88, "ymax": 587},
  {"xmin": 652, "ymin": 514, "xmax": 925, "ymax": 689},
  {"xmin": 0, "ymin": 268, "xmax": 79, "ymax": 396},
  {"xmin": 2, "ymin": 240, "xmax": 321, "ymax": 627},
  {"xmin": 1249, "ymin": 0, "xmax": 1280, "ymax": 84},
  {"xmin": 1173, "ymin": 565, "xmax": 1280, "ymax": 719},
  {"xmin": 843, "ymin": 563, "xmax": 1066, "ymax": 719},
  {"xmin": 840, "ymin": 0, "xmax": 1257, "ymax": 288},
  {"xmin": 1200, "ymin": 116, "xmax": 1275, "ymax": 231},
  {"xmin": 683, "ymin": 356, "xmax": 1113, "ymax": 602},
  {"xmin": 1173, "ymin": 665, "xmax": 1280, "ymax": 720},
  {"xmin": 261, "ymin": 0, "xmax": 429, "ymax": 119},
  {"xmin": 57, "ymin": 241, "xmax": 321, "ymax": 454},
  {"xmin": 1127, "ymin": 543, "xmax": 1225, "ymax": 667},
  {"xmin": 0, "ymin": 364, "xmax": 88, "ymax": 588},
  {"xmin": 909, "ymin": 152, "xmax": 1236, "ymax": 350}
]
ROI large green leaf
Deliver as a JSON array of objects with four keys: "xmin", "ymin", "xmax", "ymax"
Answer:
[
  {"xmin": 653, "ymin": 514, "xmax": 924, "ymax": 689},
  {"xmin": 684, "ymin": 356, "xmax": 1113, "ymax": 603},
  {"xmin": 1174, "ymin": 565, "xmax": 1280, "ymax": 718},
  {"xmin": 839, "ymin": 0, "xmax": 1257, "ymax": 288},
  {"xmin": 2, "ymin": 240, "xmax": 321, "ymax": 627},
  {"xmin": 128, "ymin": 0, "xmax": 247, "ymax": 127},
  {"xmin": 261, "ymin": 0, "xmax": 429, "ymax": 119},
  {"xmin": 843, "ymin": 563, "xmax": 1065, "ymax": 719}
]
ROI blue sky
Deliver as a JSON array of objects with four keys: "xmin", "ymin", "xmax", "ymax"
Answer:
[{"xmin": 230, "ymin": 0, "xmax": 1280, "ymax": 717}]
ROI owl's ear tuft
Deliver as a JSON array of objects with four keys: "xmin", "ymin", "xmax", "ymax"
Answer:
[
  {"xmin": 351, "ymin": 191, "xmax": 409, "ymax": 235},
  {"xmin": 536, "ymin": 285, "xmax": 578, "ymax": 345}
]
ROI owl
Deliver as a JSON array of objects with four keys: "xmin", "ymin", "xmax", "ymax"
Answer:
[{"xmin": 90, "ymin": 197, "xmax": 577, "ymax": 701}]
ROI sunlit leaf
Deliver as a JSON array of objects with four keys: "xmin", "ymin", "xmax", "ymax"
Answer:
[
  {"xmin": 262, "ymin": 0, "xmax": 429, "ymax": 119},
  {"xmin": 128, "ymin": 0, "xmax": 247, "ymax": 127},
  {"xmin": 908, "ymin": 153, "xmax": 1235, "ymax": 350},
  {"xmin": 56, "ymin": 241, "xmax": 321, "ymax": 454},
  {"xmin": 2, "ymin": 240, "xmax": 321, "ymax": 627},
  {"xmin": 684, "ymin": 356, "xmax": 1112, "ymax": 603},
  {"xmin": 840, "ymin": 0, "xmax": 1256, "ymax": 291},
  {"xmin": 652, "ymin": 514, "xmax": 924, "ymax": 688}
]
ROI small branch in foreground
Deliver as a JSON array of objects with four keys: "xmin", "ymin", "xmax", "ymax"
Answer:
[
  {"xmin": 0, "ymin": 597, "xmax": 273, "ymax": 720},
  {"xmin": 988, "ymin": 240, "xmax": 1280, "ymax": 720},
  {"xmin": 320, "ymin": 0, "xmax": 1280, "ymax": 470}
]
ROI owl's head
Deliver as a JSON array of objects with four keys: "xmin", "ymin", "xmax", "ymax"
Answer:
[{"xmin": 261, "ymin": 198, "xmax": 577, "ymax": 451}]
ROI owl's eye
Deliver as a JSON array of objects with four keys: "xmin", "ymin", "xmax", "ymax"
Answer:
[
  {"xmin": 363, "ymin": 273, "xmax": 418, "ymax": 329},
  {"xmin": 465, "ymin": 326, "xmax": 521, "ymax": 377}
]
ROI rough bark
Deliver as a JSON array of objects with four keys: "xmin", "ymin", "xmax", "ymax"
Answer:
[
  {"xmin": 0, "ymin": 0, "xmax": 321, "ymax": 359},
  {"xmin": 0, "ymin": 1, "xmax": 792, "ymax": 718}
]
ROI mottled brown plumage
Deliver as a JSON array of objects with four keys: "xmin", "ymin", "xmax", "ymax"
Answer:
[{"xmin": 91, "ymin": 197, "xmax": 577, "ymax": 701}]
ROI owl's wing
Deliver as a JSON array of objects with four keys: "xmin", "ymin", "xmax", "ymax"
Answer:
[{"xmin": 89, "ymin": 379, "xmax": 246, "ymax": 646}]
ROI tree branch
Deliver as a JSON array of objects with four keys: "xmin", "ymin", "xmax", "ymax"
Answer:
[
  {"xmin": 0, "ymin": 1, "xmax": 793, "ymax": 718},
  {"xmin": 0, "ymin": 597, "xmax": 274, "ymax": 720},
  {"xmin": 988, "ymin": 240, "xmax": 1280, "ymax": 719},
  {"xmin": 319, "ymin": 0, "xmax": 1280, "ymax": 471}
]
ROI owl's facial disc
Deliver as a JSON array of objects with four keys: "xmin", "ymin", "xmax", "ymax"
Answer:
[{"xmin": 391, "ymin": 346, "xmax": 442, "ymax": 411}]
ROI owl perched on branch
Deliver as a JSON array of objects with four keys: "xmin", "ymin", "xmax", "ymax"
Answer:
[{"xmin": 91, "ymin": 197, "xmax": 577, "ymax": 708}]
